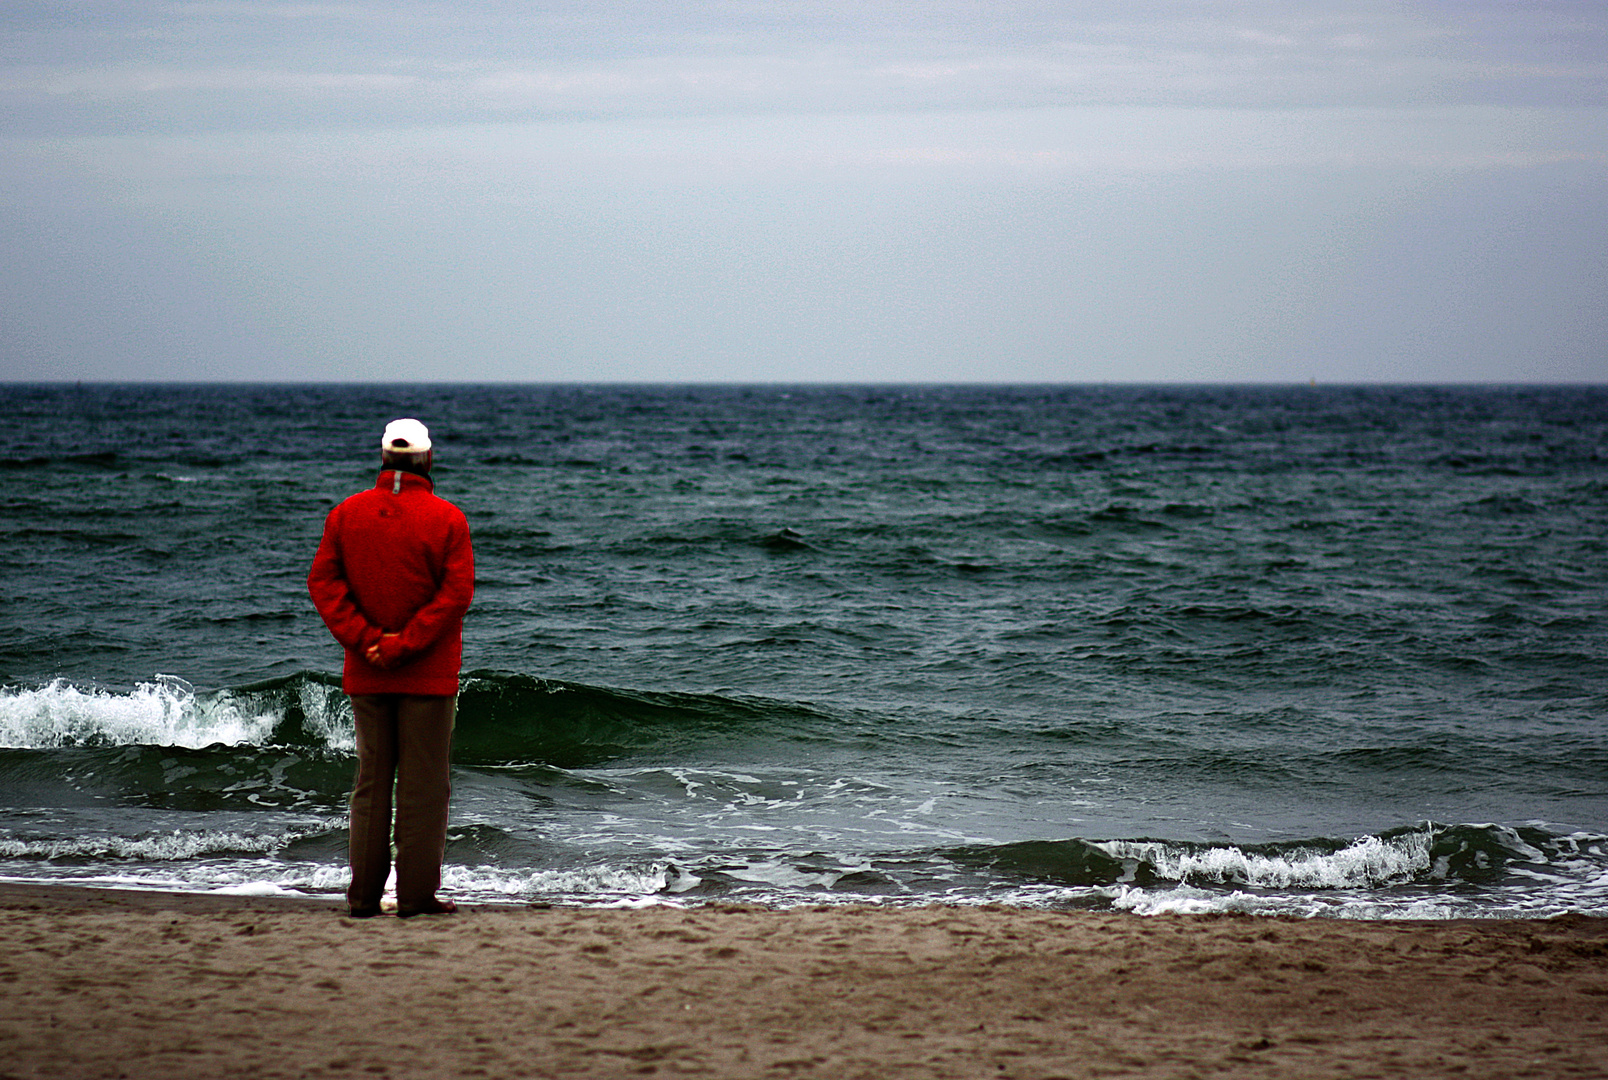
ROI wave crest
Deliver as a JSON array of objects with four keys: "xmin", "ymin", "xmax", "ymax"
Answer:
[
  {"xmin": 0, "ymin": 671, "xmax": 836, "ymax": 768},
  {"xmin": 0, "ymin": 676, "xmax": 288, "ymax": 750},
  {"xmin": 943, "ymin": 823, "xmax": 1593, "ymax": 892}
]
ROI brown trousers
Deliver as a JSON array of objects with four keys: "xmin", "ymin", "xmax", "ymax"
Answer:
[{"xmin": 347, "ymin": 694, "xmax": 456, "ymax": 911}]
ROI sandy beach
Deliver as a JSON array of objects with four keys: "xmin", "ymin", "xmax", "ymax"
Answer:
[{"xmin": 0, "ymin": 884, "xmax": 1604, "ymax": 1080}]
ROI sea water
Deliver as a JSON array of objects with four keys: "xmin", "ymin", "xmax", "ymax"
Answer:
[{"xmin": 1, "ymin": 383, "xmax": 1604, "ymax": 917}]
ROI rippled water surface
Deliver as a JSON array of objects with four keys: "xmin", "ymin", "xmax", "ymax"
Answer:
[{"xmin": 2, "ymin": 384, "xmax": 1605, "ymax": 916}]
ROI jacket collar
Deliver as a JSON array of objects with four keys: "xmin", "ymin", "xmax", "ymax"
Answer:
[{"xmin": 376, "ymin": 469, "xmax": 434, "ymax": 493}]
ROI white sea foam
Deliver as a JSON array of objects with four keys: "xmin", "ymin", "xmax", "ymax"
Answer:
[
  {"xmin": 1103, "ymin": 881, "xmax": 1499, "ymax": 919},
  {"xmin": 714, "ymin": 858, "xmax": 856, "ymax": 891},
  {"xmin": 0, "ymin": 677, "xmax": 278, "ymax": 749},
  {"xmin": 0, "ymin": 863, "xmax": 350, "ymax": 898},
  {"xmin": 439, "ymin": 861, "xmax": 682, "ymax": 899},
  {"xmin": 290, "ymin": 679, "xmax": 354, "ymax": 751},
  {"xmin": 1097, "ymin": 833, "xmax": 1435, "ymax": 890},
  {"xmin": 214, "ymin": 880, "xmax": 296, "ymax": 896},
  {"xmin": 0, "ymin": 860, "xmax": 684, "ymax": 905},
  {"xmin": 0, "ymin": 828, "xmax": 317, "ymax": 862}
]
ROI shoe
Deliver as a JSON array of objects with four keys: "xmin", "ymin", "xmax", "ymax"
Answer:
[
  {"xmin": 397, "ymin": 898, "xmax": 458, "ymax": 918},
  {"xmin": 347, "ymin": 905, "xmax": 383, "ymax": 919}
]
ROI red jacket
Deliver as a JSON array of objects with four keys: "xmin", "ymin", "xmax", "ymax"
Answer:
[{"xmin": 308, "ymin": 470, "xmax": 474, "ymax": 696}]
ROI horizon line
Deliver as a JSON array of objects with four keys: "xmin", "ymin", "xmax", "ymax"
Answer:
[{"xmin": 4, "ymin": 378, "xmax": 1606, "ymax": 389}]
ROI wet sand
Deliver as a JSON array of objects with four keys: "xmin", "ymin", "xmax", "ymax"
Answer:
[{"xmin": 1, "ymin": 883, "xmax": 1604, "ymax": 1079}]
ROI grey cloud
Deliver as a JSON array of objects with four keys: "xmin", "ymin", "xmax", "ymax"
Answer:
[
  {"xmin": 3, "ymin": 2, "xmax": 1605, "ymax": 138},
  {"xmin": 2, "ymin": 1, "xmax": 1605, "ymax": 383}
]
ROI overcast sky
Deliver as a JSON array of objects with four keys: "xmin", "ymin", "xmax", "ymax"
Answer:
[{"xmin": 2, "ymin": 1, "xmax": 1605, "ymax": 383}]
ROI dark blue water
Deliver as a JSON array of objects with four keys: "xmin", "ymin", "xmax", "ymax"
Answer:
[{"xmin": 1, "ymin": 383, "xmax": 1605, "ymax": 917}]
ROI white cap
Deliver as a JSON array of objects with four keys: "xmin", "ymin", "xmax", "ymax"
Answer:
[{"xmin": 381, "ymin": 418, "xmax": 432, "ymax": 454}]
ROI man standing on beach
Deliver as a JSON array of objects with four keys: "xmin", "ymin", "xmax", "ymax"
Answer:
[{"xmin": 308, "ymin": 418, "xmax": 474, "ymax": 919}]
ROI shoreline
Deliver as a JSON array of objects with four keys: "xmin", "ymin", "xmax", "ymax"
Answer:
[
  {"xmin": 2, "ymin": 883, "xmax": 1606, "ymax": 1079},
  {"xmin": 2, "ymin": 877, "xmax": 1606, "ymax": 920}
]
